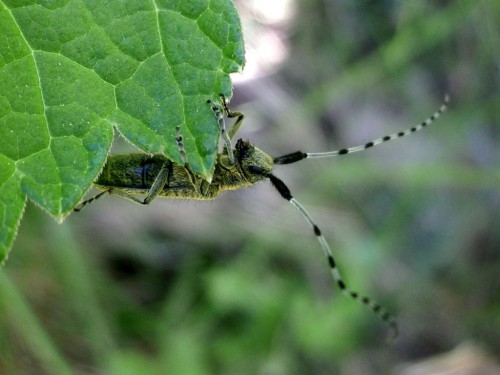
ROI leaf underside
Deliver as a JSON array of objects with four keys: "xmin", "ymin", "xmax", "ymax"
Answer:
[{"xmin": 0, "ymin": 0, "xmax": 245, "ymax": 263}]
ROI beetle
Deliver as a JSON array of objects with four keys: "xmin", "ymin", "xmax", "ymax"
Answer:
[{"xmin": 76, "ymin": 94, "xmax": 449, "ymax": 338}]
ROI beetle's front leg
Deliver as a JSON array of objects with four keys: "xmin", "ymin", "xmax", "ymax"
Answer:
[{"xmin": 219, "ymin": 94, "xmax": 245, "ymax": 141}]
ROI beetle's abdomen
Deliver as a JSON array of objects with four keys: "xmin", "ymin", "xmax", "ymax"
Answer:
[{"xmin": 96, "ymin": 154, "xmax": 169, "ymax": 189}]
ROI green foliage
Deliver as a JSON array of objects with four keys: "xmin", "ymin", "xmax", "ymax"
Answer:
[
  {"xmin": 1, "ymin": 1, "xmax": 499, "ymax": 374},
  {"xmin": 0, "ymin": 0, "xmax": 245, "ymax": 263}
]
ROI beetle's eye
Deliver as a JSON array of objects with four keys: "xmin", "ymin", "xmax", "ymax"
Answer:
[
  {"xmin": 238, "ymin": 150, "xmax": 250, "ymax": 160},
  {"xmin": 236, "ymin": 138, "xmax": 252, "ymax": 159},
  {"xmin": 248, "ymin": 166, "xmax": 264, "ymax": 175}
]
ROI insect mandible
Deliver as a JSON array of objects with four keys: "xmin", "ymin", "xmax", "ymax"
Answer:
[{"xmin": 76, "ymin": 94, "xmax": 449, "ymax": 338}]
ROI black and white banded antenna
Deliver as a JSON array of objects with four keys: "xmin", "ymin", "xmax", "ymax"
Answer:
[
  {"xmin": 266, "ymin": 172, "xmax": 399, "ymax": 339},
  {"xmin": 273, "ymin": 95, "xmax": 449, "ymax": 165},
  {"xmin": 269, "ymin": 95, "xmax": 449, "ymax": 339}
]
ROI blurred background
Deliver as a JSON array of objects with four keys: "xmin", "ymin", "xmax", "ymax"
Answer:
[{"xmin": 1, "ymin": 1, "xmax": 498, "ymax": 374}]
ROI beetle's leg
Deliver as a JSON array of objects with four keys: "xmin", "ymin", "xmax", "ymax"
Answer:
[
  {"xmin": 219, "ymin": 94, "xmax": 245, "ymax": 141},
  {"xmin": 105, "ymin": 188, "xmax": 156, "ymax": 205},
  {"xmin": 142, "ymin": 162, "xmax": 171, "ymax": 205},
  {"xmin": 74, "ymin": 184, "xmax": 165, "ymax": 211},
  {"xmin": 74, "ymin": 190, "xmax": 110, "ymax": 211},
  {"xmin": 175, "ymin": 127, "xmax": 208, "ymax": 197},
  {"xmin": 207, "ymin": 98, "xmax": 235, "ymax": 164},
  {"xmin": 74, "ymin": 163, "xmax": 171, "ymax": 210},
  {"xmin": 74, "ymin": 187, "xmax": 152, "ymax": 210}
]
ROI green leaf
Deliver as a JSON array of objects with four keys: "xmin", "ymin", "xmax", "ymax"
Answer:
[{"xmin": 0, "ymin": 0, "xmax": 245, "ymax": 263}]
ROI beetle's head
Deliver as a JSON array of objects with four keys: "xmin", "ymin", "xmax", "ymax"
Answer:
[{"xmin": 234, "ymin": 139, "xmax": 274, "ymax": 182}]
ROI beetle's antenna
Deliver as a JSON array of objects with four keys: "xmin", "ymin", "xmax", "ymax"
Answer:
[
  {"xmin": 267, "ymin": 173, "xmax": 398, "ymax": 339},
  {"xmin": 274, "ymin": 95, "xmax": 449, "ymax": 165}
]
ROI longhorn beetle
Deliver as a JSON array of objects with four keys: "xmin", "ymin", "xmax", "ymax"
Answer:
[{"xmin": 76, "ymin": 94, "xmax": 449, "ymax": 338}]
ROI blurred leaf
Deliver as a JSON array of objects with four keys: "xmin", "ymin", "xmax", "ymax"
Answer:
[
  {"xmin": 0, "ymin": 0, "xmax": 245, "ymax": 263},
  {"xmin": 0, "ymin": 272, "xmax": 73, "ymax": 375}
]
